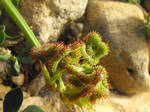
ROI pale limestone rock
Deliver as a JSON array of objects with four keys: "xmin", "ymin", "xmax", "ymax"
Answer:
[
  {"xmin": 0, "ymin": 84, "xmax": 11, "ymax": 99},
  {"xmin": 84, "ymin": 0, "xmax": 150, "ymax": 94},
  {"xmin": 19, "ymin": 0, "xmax": 88, "ymax": 44},
  {"xmin": 0, "ymin": 60, "xmax": 8, "ymax": 81},
  {"xmin": 16, "ymin": 1, "xmax": 150, "ymax": 112},
  {"xmin": 23, "ymin": 91, "xmax": 30, "ymax": 99},
  {"xmin": 40, "ymin": 91, "xmax": 70, "ymax": 112},
  {"xmin": 19, "ymin": 96, "xmax": 44, "ymax": 111},
  {"xmin": 0, "ymin": 101, "xmax": 2, "ymax": 112},
  {"xmin": 109, "ymin": 92, "xmax": 150, "ymax": 112},
  {"xmin": 11, "ymin": 73, "xmax": 24, "ymax": 86},
  {"xmin": 19, "ymin": 92, "xmax": 150, "ymax": 112},
  {"xmin": 19, "ymin": 92, "xmax": 70, "ymax": 112},
  {"xmin": 28, "ymin": 72, "xmax": 46, "ymax": 96}
]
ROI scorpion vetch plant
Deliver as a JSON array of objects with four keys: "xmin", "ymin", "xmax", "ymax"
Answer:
[
  {"xmin": 31, "ymin": 32, "xmax": 109, "ymax": 109},
  {"xmin": 0, "ymin": 0, "xmax": 109, "ymax": 110}
]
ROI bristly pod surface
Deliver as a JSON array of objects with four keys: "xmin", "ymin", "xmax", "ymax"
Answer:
[{"xmin": 30, "ymin": 32, "xmax": 109, "ymax": 109}]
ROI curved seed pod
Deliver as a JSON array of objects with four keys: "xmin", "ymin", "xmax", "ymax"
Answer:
[
  {"xmin": 81, "ymin": 32, "xmax": 109, "ymax": 65},
  {"xmin": 30, "ymin": 32, "xmax": 109, "ymax": 109}
]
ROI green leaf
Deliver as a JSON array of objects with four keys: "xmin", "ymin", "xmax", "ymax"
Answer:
[
  {"xmin": 0, "ymin": 8, "xmax": 6, "ymax": 23},
  {"xmin": 3, "ymin": 88, "xmax": 23, "ymax": 112},
  {"xmin": 23, "ymin": 105, "xmax": 45, "ymax": 112},
  {"xmin": 0, "ymin": 31, "xmax": 6, "ymax": 43},
  {"xmin": 11, "ymin": 0, "xmax": 19, "ymax": 7},
  {"xmin": 0, "ymin": 25, "xmax": 11, "ymax": 43},
  {"xmin": 18, "ymin": 56, "xmax": 34, "ymax": 64},
  {"xmin": 0, "ymin": 47, "xmax": 11, "ymax": 60},
  {"xmin": 17, "ymin": 47, "xmax": 34, "ymax": 64},
  {"xmin": 7, "ymin": 67, "xmax": 19, "ymax": 76},
  {"xmin": 0, "ymin": 25, "xmax": 6, "ymax": 31},
  {"xmin": 7, "ymin": 57, "xmax": 20, "ymax": 76},
  {"xmin": 14, "ymin": 58, "xmax": 20, "ymax": 74},
  {"xmin": 74, "ymin": 96, "xmax": 93, "ymax": 110},
  {"xmin": 136, "ymin": 0, "xmax": 140, "ymax": 3},
  {"xmin": 0, "ymin": 54, "xmax": 11, "ymax": 60},
  {"xmin": 122, "ymin": 0, "xmax": 140, "ymax": 3},
  {"xmin": 0, "ymin": 10, "xmax": 1, "ymax": 16},
  {"xmin": 145, "ymin": 13, "xmax": 150, "ymax": 35}
]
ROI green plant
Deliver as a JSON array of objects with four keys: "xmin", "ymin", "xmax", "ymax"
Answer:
[
  {"xmin": 122, "ymin": 0, "xmax": 141, "ymax": 4},
  {"xmin": 0, "ymin": 0, "xmax": 41, "ymax": 47},
  {"xmin": 0, "ymin": 46, "xmax": 34, "ymax": 76},
  {"xmin": 0, "ymin": 0, "xmax": 109, "ymax": 110},
  {"xmin": 31, "ymin": 32, "xmax": 109, "ymax": 109},
  {"xmin": 3, "ymin": 88, "xmax": 44, "ymax": 112},
  {"xmin": 145, "ymin": 13, "xmax": 150, "ymax": 35},
  {"xmin": 0, "ymin": 47, "xmax": 20, "ymax": 76},
  {"xmin": 0, "ymin": 25, "xmax": 11, "ymax": 44},
  {"xmin": 0, "ymin": 0, "xmax": 20, "ymax": 44}
]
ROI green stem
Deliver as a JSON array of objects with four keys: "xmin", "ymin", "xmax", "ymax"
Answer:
[
  {"xmin": 0, "ymin": 0, "xmax": 41, "ymax": 47},
  {"xmin": 0, "ymin": 0, "xmax": 51, "ymax": 82},
  {"xmin": 40, "ymin": 61, "xmax": 51, "ymax": 83},
  {"xmin": 0, "ymin": 0, "xmax": 66, "ymax": 92}
]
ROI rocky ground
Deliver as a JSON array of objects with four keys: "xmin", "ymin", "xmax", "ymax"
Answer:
[{"xmin": 1, "ymin": 0, "xmax": 150, "ymax": 112}]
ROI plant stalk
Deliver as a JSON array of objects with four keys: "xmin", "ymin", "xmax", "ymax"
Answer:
[
  {"xmin": 0, "ymin": 0, "xmax": 41, "ymax": 47},
  {"xmin": 0, "ymin": 0, "xmax": 51, "ymax": 82}
]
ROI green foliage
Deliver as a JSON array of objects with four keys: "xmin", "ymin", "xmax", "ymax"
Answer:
[
  {"xmin": 0, "ymin": 47, "xmax": 34, "ymax": 76},
  {"xmin": 0, "ymin": 48, "xmax": 11, "ymax": 60},
  {"xmin": 122, "ymin": 0, "xmax": 141, "ymax": 4},
  {"xmin": 3, "ymin": 88, "xmax": 23, "ymax": 112},
  {"xmin": 0, "ymin": 0, "xmax": 19, "ymax": 44},
  {"xmin": 17, "ymin": 47, "xmax": 34, "ymax": 64},
  {"xmin": 3, "ymin": 88, "xmax": 45, "ymax": 112},
  {"xmin": 0, "ymin": 0, "xmax": 41, "ymax": 47},
  {"xmin": 13, "ymin": 58, "xmax": 20, "ymax": 73},
  {"xmin": 0, "ymin": 10, "xmax": 11, "ymax": 44},
  {"xmin": 0, "ymin": 47, "xmax": 20, "ymax": 76},
  {"xmin": 0, "ymin": 0, "xmax": 109, "ymax": 110},
  {"xmin": 31, "ymin": 32, "xmax": 109, "ymax": 109},
  {"xmin": 23, "ymin": 105, "xmax": 45, "ymax": 112},
  {"xmin": 145, "ymin": 13, "xmax": 150, "ymax": 35},
  {"xmin": 0, "ymin": 25, "xmax": 5, "ymax": 31},
  {"xmin": 11, "ymin": 0, "xmax": 19, "ymax": 8},
  {"xmin": 0, "ymin": 10, "xmax": 1, "ymax": 16},
  {"xmin": 0, "ymin": 0, "xmax": 26, "ymax": 77},
  {"xmin": 0, "ymin": 25, "xmax": 11, "ymax": 44},
  {"xmin": 7, "ymin": 56, "xmax": 20, "ymax": 76}
]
